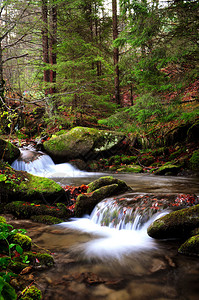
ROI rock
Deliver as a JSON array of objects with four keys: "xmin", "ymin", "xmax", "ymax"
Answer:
[
  {"xmin": 178, "ymin": 235, "xmax": 199, "ymax": 256},
  {"xmin": 0, "ymin": 137, "xmax": 20, "ymax": 163},
  {"xmin": 147, "ymin": 204, "xmax": 199, "ymax": 239},
  {"xmin": 74, "ymin": 176, "xmax": 132, "ymax": 217},
  {"xmin": 75, "ymin": 184, "xmax": 119, "ymax": 217},
  {"xmin": 21, "ymin": 285, "xmax": 42, "ymax": 300},
  {"xmin": 117, "ymin": 164, "xmax": 143, "ymax": 173},
  {"xmin": 43, "ymin": 126, "xmax": 126, "ymax": 163},
  {"xmin": 9, "ymin": 233, "xmax": 32, "ymax": 251},
  {"xmin": 87, "ymin": 176, "xmax": 131, "ymax": 193},
  {"xmin": 0, "ymin": 160, "xmax": 68, "ymax": 204},
  {"xmin": 154, "ymin": 164, "xmax": 180, "ymax": 175}
]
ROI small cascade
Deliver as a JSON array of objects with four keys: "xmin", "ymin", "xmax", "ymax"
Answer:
[
  {"xmin": 59, "ymin": 197, "xmax": 170, "ymax": 259},
  {"xmin": 90, "ymin": 197, "xmax": 170, "ymax": 230},
  {"xmin": 11, "ymin": 148, "xmax": 88, "ymax": 178}
]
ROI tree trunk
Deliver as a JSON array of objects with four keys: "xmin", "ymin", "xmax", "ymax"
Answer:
[
  {"xmin": 112, "ymin": 0, "xmax": 120, "ymax": 105},
  {"xmin": 41, "ymin": 0, "xmax": 50, "ymax": 94},
  {"xmin": 49, "ymin": 3, "xmax": 57, "ymax": 95},
  {"xmin": 0, "ymin": 42, "xmax": 4, "ymax": 104}
]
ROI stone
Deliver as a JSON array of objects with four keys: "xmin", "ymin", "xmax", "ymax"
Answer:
[
  {"xmin": 178, "ymin": 235, "xmax": 199, "ymax": 256},
  {"xmin": 0, "ymin": 137, "xmax": 20, "ymax": 163},
  {"xmin": 43, "ymin": 126, "xmax": 126, "ymax": 163},
  {"xmin": 147, "ymin": 204, "xmax": 199, "ymax": 239}
]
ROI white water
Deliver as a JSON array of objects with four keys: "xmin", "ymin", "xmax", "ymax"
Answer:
[
  {"xmin": 11, "ymin": 149, "xmax": 92, "ymax": 178},
  {"xmin": 59, "ymin": 204, "xmax": 169, "ymax": 260}
]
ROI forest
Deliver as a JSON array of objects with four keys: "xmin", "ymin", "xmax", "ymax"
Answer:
[
  {"xmin": 0, "ymin": 1, "xmax": 199, "ymax": 299},
  {"xmin": 0, "ymin": 0, "xmax": 198, "ymax": 138}
]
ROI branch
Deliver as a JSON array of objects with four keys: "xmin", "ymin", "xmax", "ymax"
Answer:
[
  {"xmin": 2, "ymin": 34, "xmax": 27, "ymax": 49},
  {"xmin": 3, "ymin": 53, "xmax": 28, "ymax": 63}
]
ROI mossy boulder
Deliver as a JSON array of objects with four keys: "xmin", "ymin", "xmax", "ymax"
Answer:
[
  {"xmin": 30, "ymin": 215, "xmax": 63, "ymax": 225},
  {"xmin": 21, "ymin": 286, "xmax": 42, "ymax": 300},
  {"xmin": 147, "ymin": 204, "xmax": 199, "ymax": 239},
  {"xmin": 5, "ymin": 201, "xmax": 72, "ymax": 220},
  {"xmin": 43, "ymin": 126, "xmax": 126, "ymax": 163},
  {"xmin": 9, "ymin": 233, "xmax": 32, "ymax": 251},
  {"xmin": 75, "ymin": 176, "xmax": 132, "ymax": 217},
  {"xmin": 87, "ymin": 176, "xmax": 131, "ymax": 193},
  {"xmin": 0, "ymin": 161, "xmax": 68, "ymax": 204},
  {"xmin": 117, "ymin": 165, "xmax": 143, "ymax": 173},
  {"xmin": 22, "ymin": 252, "xmax": 54, "ymax": 268},
  {"xmin": 0, "ymin": 137, "xmax": 20, "ymax": 164},
  {"xmin": 178, "ymin": 235, "xmax": 199, "ymax": 256},
  {"xmin": 189, "ymin": 150, "xmax": 199, "ymax": 171},
  {"xmin": 75, "ymin": 184, "xmax": 119, "ymax": 217},
  {"xmin": 154, "ymin": 164, "xmax": 180, "ymax": 175}
]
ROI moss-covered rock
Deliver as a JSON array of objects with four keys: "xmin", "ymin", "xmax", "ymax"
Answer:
[
  {"xmin": 30, "ymin": 215, "xmax": 63, "ymax": 225},
  {"xmin": 75, "ymin": 184, "xmax": 119, "ymax": 217},
  {"xmin": 0, "ymin": 161, "xmax": 68, "ymax": 204},
  {"xmin": 0, "ymin": 137, "xmax": 20, "ymax": 164},
  {"xmin": 87, "ymin": 176, "xmax": 131, "ymax": 193},
  {"xmin": 154, "ymin": 163, "xmax": 180, "ymax": 175},
  {"xmin": 21, "ymin": 252, "xmax": 54, "ymax": 268},
  {"xmin": 9, "ymin": 233, "xmax": 32, "ymax": 251},
  {"xmin": 147, "ymin": 204, "xmax": 199, "ymax": 239},
  {"xmin": 117, "ymin": 164, "xmax": 143, "ymax": 173},
  {"xmin": 189, "ymin": 150, "xmax": 199, "ymax": 170},
  {"xmin": 5, "ymin": 201, "xmax": 72, "ymax": 220},
  {"xmin": 43, "ymin": 126, "xmax": 126, "ymax": 162},
  {"xmin": 178, "ymin": 235, "xmax": 199, "ymax": 256},
  {"xmin": 21, "ymin": 286, "xmax": 42, "ymax": 300},
  {"xmin": 75, "ymin": 176, "xmax": 132, "ymax": 217}
]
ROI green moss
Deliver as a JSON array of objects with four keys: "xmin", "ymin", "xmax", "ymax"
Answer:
[
  {"xmin": 5, "ymin": 201, "xmax": 71, "ymax": 219},
  {"xmin": 0, "ymin": 216, "xmax": 6, "ymax": 223},
  {"xmin": 147, "ymin": 204, "xmax": 199, "ymax": 239},
  {"xmin": 19, "ymin": 173, "xmax": 63, "ymax": 195},
  {"xmin": 154, "ymin": 164, "xmax": 180, "ymax": 175},
  {"xmin": 10, "ymin": 233, "xmax": 32, "ymax": 251},
  {"xmin": 22, "ymin": 252, "xmax": 54, "ymax": 267},
  {"xmin": 87, "ymin": 176, "xmax": 130, "ymax": 193},
  {"xmin": 21, "ymin": 286, "xmax": 42, "ymax": 300},
  {"xmin": 178, "ymin": 235, "xmax": 199, "ymax": 256},
  {"xmin": 189, "ymin": 150, "xmax": 199, "ymax": 170},
  {"xmin": 117, "ymin": 165, "xmax": 143, "ymax": 173},
  {"xmin": 30, "ymin": 215, "xmax": 63, "ymax": 225}
]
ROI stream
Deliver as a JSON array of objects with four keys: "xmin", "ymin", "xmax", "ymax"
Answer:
[{"xmin": 10, "ymin": 150, "xmax": 199, "ymax": 300}]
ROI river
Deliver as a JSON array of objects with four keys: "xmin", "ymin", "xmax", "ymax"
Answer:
[{"xmin": 11, "ymin": 150, "xmax": 199, "ymax": 300}]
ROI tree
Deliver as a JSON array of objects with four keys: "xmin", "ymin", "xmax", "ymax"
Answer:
[{"xmin": 112, "ymin": 0, "xmax": 120, "ymax": 105}]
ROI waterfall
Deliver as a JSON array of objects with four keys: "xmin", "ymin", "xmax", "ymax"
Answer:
[
  {"xmin": 59, "ymin": 198, "xmax": 169, "ymax": 260},
  {"xmin": 11, "ymin": 148, "xmax": 88, "ymax": 178}
]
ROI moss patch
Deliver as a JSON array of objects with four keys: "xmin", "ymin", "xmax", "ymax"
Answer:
[
  {"xmin": 147, "ymin": 204, "xmax": 199, "ymax": 239},
  {"xmin": 178, "ymin": 235, "xmax": 199, "ymax": 257}
]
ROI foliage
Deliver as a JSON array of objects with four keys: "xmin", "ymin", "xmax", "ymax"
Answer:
[{"xmin": 0, "ymin": 276, "xmax": 17, "ymax": 300}]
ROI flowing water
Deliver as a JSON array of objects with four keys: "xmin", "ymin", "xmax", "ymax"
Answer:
[{"xmin": 11, "ymin": 149, "xmax": 199, "ymax": 300}]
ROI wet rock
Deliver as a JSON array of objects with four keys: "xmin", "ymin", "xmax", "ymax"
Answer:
[
  {"xmin": 154, "ymin": 164, "xmax": 180, "ymax": 175},
  {"xmin": 75, "ymin": 176, "xmax": 132, "ymax": 217},
  {"xmin": 0, "ymin": 161, "xmax": 68, "ymax": 204},
  {"xmin": 147, "ymin": 204, "xmax": 199, "ymax": 239},
  {"xmin": 0, "ymin": 137, "xmax": 20, "ymax": 163},
  {"xmin": 150, "ymin": 258, "xmax": 167, "ymax": 273},
  {"xmin": 178, "ymin": 235, "xmax": 199, "ymax": 257},
  {"xmin": 43, "ymin": 126, "xmax": 126, "ymax": 163},
  {"xmin": 87, "ymin": 176, "xmax": 131, "ymax": 194},
  {"xmin": 75, "ymin": 184, "xmax": 119, "ymax": 217}
]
